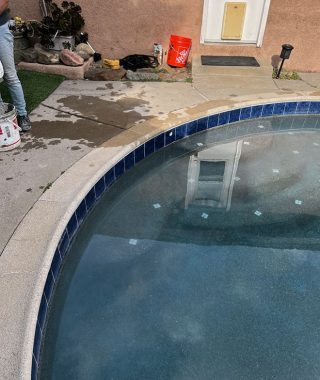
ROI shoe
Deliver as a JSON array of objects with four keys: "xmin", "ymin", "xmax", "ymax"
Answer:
[{"xmin": 17, "ymin": 114, "xmax": 32, "ymax": 132}]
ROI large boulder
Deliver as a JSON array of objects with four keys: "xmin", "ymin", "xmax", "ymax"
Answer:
[
  {"xmin": 59, "ymin": 49, "xmax": 84, "ymax": 66},
  {"xmin": 76, "ymin": 50, "xmax": 91, "ymax": 61},
  {"xmin": 75, "ymin": 43, "xmax": 94, "ymax": 56},
  {"xmin": 20, "ymin": 48, "xmax": 38, "ymax": 63},
  {"xmin": 34, "ymin": 44, "xmax": 60, "ymax": 65}
]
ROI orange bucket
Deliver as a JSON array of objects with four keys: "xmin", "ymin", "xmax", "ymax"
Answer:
[{"xmin": 167, "ymin": 35, "xmax": 192, "ymax": 68}]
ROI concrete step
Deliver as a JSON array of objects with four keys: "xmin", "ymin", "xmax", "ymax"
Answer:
[{"xmin": 192, "ymin": 55, "xmax": 273, "ymax": 78}]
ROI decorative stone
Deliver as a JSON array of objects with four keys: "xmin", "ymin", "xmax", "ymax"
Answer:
[
  {"xmin": 20, "ymin": 48, "xmax": 38, "ymax": 63},
  {"xmin": 33, "ymin": 43, "xmax": 43, "ymax": 51},
  {"xmin": 75, "ymin": 43, "xmax": 94, "ymax": 56},
  {"xmin": 34, "ymin": 44, "xmax": 60, "ymax": 65},
  {"xmin": 84, "ymin": 67, "xmax": 126, "ymax": 81},
  {"xmin": 136, "ymin": 67, "xmax": 157, "ymax": 73},
  {"xmin": 126, "ymin": 70, "xmax": 160, "ymax": 81},
  {"xmin": 59, "ymin": 49, "xmax": 84, "ymax": 66},
  {"xmin": 76, "ymin": 50, "xmax": 91, "ymax": 61}
]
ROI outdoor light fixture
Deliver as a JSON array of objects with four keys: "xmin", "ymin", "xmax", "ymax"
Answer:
[{"xmin": 276, "ymin": 44, "xmax": 294, "ymax": 78}]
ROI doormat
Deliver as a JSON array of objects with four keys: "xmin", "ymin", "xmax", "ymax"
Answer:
[{"xmin": 201, "ymin": 56, "xmax": 260, "ymax": 67}]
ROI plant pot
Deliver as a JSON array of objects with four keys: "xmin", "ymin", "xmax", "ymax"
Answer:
[{"xmin": 52, "ymin": 35, "xmax": 75, "ymax": 51}]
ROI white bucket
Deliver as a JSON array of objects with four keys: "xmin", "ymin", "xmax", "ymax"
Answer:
[{"xmin": 0, "ymin": 103, "xmax": 21, "ymax": 152}]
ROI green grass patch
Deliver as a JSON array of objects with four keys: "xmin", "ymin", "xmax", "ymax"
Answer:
[{"xmin": 0, "ymin": 70, "xmax": 65, "ymax": 113}]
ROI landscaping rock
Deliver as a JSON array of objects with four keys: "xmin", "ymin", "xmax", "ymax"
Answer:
[
  {"xmin": 76, "ymin": 50, "xmax": 91, "ymax": 61},
  {"xmin": 126, "ymin": 70, "xmax": 159, "ymax": 81},
  {"xmin": 75, "ymin": 43, "xmax": 94, "ymax": 56},
  {"xmin": 20, "ymin": 48, "xmax": 38, "ymax": 63},
  {"xmin": 34, "ymin": 44, "xmax": 60, "ymax": 65},
  {"xmin": 136, "ymin": 67, "xmax": 157, "ymax": 73},
  {"xmin": 84, "ymin": 67, "xmax": 126, "ymax": 81},
  {"xmin": 59, "ymin": 49, "xmax": 84, "ymax": 66}
]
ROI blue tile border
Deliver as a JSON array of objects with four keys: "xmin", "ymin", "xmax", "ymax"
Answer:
[
  {"xmin": 197, "ymin": 117, "xmax": 208, "ymax": 132},
  {"xmin": 229, "ymin": 108, "xmax": 241, "ymax": 123},
  {"xmin": 32, "ymin": 100, "xmax": 320, "ymax": 378},
  {"xmin": 187, "ymin": 120, "xmax": 197, "ymax": 135},
  {"xmin": 155, "ymin": 133, "xmax": 165, "ymax": 151},
  {"xmin": 309, "ymin": 102, "xmax": 320, "ymax": 114},
  {"xmin": 273, "ymin": 103, "xmax": 285, "ymax": 115},
  {"xmin": 85, "ymin": 187, "xmax": 96, "ymax": 211},
  {"xmin": 124, "ymin": 152, "xmax": 135, "ymax": 171},
  {"xmin": 134, "ymin": 145, "xmax": 145, "ymax": 163},
  {"xmin": 262, "ymin": 103, "xmax": 274, "ymax": 117},
  {"xmin": 218, "ymin": 111, "xmax": 230, "ymax": 125},
  {"xmin": 115, "ymin": 160, "xmax": 125, "ymax": 180},
  {"xmin": 240, "ymin": 106, "xmax": 251, "ymax": 120},
  {"xmin": 145, "ymin": 138, "xmax": 155, "ymax": 156},
  {"xmin": 208, "ymin": 113, "xmax": 218, "ymax": 128},
  {"xmin": 284, "ymin": 102, "xmax": 298, "ymax": 114},
  {"xmin": 251, "ymin": 105, "xmax": 262, "ymax": 118},
  {"xmin": 175, "ymin": 124, "xmax": 187, "ymax": 140},
  {"xmin": 165, "ymin": 129, "xmax": 175, "ymax": 145}
]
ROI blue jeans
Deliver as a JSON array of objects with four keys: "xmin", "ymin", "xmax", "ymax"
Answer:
[{"xmin": 0, "ymin": 22, "xmax": 27, "ymax": 116}]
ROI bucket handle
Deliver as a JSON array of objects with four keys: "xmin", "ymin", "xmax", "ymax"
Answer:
[{"xmin": 5, "ymin": 118, "xmax": 22, "ymax": 131}]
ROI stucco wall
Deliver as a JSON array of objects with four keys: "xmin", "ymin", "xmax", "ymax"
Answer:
[
  {"xmin": 9, "ymin": 0, "xmax": 320, "ymax": 72},
  {"xmin": 9, "ymin": 0, "xmax": 41, "ymax": 21}
]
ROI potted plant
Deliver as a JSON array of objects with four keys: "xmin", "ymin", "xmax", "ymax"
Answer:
[
  {"xmin": 25, "ymin": 20, "xmax": 42, "ymax": 47},
  {"xmin": 39, "ymin": 0, "xmax": 85, "ymax": 50},
  {"xmin": 9, "ymin": 16, "xmax": 30, "ymax": 62},
  {"xmin": 9, "ymin": 16, "xmax": 27, "ymax": 37}
]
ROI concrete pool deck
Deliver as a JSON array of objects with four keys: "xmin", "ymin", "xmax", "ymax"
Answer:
[{"xmin": 1, "ymin": 59, "xmax": 320, "ymax": 379}]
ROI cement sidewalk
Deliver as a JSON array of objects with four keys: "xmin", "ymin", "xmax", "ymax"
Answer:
[{"xmin": 1, "ymin": 59, "xmax": 320, "ymax": 253}]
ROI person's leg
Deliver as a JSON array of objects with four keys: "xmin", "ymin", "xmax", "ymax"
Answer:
[{"xmin": 0, "ymin": 22, "xmax": 31, "ymax": 131}]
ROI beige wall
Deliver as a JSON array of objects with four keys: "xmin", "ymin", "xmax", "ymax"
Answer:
[
  {"xmin": 9, "ymin": 0, "xmax": 320, "ymax": 72},
  {"xmin": 9, "ymin": 0, "xmax": 41, "ymax": 21}
]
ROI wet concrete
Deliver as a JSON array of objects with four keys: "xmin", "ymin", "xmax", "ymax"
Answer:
[
  {"xmin": 19, "ymin": 135, "xmax": 48, "ymax": 151},
  {"xmin": 56, "ymin": 95, "xmax": 152, "ymax": 128},
  {"xmin": 30, "ymin": 118, "xmax": 122, "ymax": 147}
]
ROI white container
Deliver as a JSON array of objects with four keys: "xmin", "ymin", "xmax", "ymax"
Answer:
[
  {"xmin": 52, "ymin": 35, "xmax": 75, "ymax": 51},
  {"xmin": 153, "ymin": 43, "xmax": 163, "ymax": 65},
  {"xmin": 0, "ymin": 104, "xmax": 21, "ymax": 152}
]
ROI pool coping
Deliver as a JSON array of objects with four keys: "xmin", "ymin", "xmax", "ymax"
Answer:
[{"xmin": 1, "ymin": 91, "xmax": 320, "ymax": 379}]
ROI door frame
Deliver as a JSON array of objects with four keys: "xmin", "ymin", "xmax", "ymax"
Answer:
[{"xmin": 200, "ymin": 0, "xmax": 271, "ymax": 47}]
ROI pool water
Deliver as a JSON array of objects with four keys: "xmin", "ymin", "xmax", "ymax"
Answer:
[{"xmin": 40, "ymin": 115, "xmax": 320, "ymax": 379}]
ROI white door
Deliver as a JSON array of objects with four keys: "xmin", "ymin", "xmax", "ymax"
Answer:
[{"xmin": 201, "ymin": 0, "xmax": 271, "ymax": 46}]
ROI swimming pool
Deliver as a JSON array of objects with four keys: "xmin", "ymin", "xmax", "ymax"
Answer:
[{"xmin": 37, "ymin": 109, "xmax": 320, "ymax": 379}]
